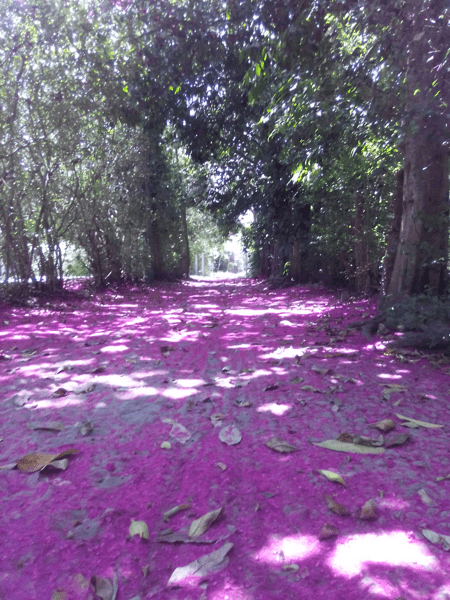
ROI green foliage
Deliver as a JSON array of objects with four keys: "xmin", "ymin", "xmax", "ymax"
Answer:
[
  {"xmin": 187, "ymin": 208, "xmax": 227, "ymax": 264},
  {"xmin": 0, "ymin": 0, "xmax": 448, "ymax": 296}
]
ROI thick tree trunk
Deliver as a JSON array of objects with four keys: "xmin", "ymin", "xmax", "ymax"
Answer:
[
  {"xmin": 387, "ymin": 18, "xmax": 449, "ymax": 298},
  {"xmin": 387, "ymin": 137, "xmax": 448, "ymax": 297},
  {"xmin": 271, "ymin": 241, "xmax": 281, "ymax": 278},
  {"xmin": 149, "ymin": 219, "xmax": 165, "ymax": 280}
]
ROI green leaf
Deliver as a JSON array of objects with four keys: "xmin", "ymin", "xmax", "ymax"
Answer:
[
  {"xmin": 129, "ymin": 519, "xmax": 149, "ymax": 539},
  {"xmin": 395, "ymin": 413, "xmax": 443, "ymax": 428},
  {"xmin": 317, "ymin": 469, "xmax": 346, "ymax": 486},
  {"xmin": 313, "ymin": 440, "xmax": 385, "ymax": 454}
]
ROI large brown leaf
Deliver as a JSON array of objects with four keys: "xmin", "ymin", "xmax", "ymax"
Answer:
[{"xmin": 16, "ymin": 449, "xmax": 78, "ymax": 473}]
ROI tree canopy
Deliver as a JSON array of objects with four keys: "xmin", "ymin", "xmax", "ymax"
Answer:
[{"xmin": 0, "ymin": 0, "xmax": 448, "ymax": 299}]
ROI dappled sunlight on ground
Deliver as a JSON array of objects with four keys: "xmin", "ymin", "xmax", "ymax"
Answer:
[
  {"xmin": 1, "ymin": 278, "xmax": 450, "ymax": 599},
  {"xmin": 328, "ymin": 531, "xmax": 438, "ymax": 577},
  {"xmin": 256, "ymin": 403, "xmax": 292, "ymax": 416},
  {"xmin": 253, "ymin": 533, "xmax": 321, "ymax": 564}
]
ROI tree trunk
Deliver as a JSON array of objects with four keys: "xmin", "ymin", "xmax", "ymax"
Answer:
[
  {"xmin": 149, "ymin": 219, "xmax": 165, "ymax": 280},
  {"xmin": 387, "ymin": 20, "xmax": 449, "ymax": 298},
  {"xmin": 289, "ymin": 239, "xmax": 301, "ymax": 282},
  {"xmin": 271, "ymin": 241, "xmax": 281, "ymax": 278},
  {"xmin": 260, "ymin": 244, "xmax": 269, "ymax": 278},
  {"xmin": 354, "ymin": 191, "xmax": 371, "ymax": 293},
  {"xmin": 380, "ymin": 169, "xmax": 404, "ymax": 302},
  {"xmin": 180, "ymin": 203, "xmax": 190, "ymax": 278}
]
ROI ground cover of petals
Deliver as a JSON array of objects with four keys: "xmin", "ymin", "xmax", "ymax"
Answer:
[{"xmin": 1, "ymin": 277, "xmax": 450, "ymax": 600}]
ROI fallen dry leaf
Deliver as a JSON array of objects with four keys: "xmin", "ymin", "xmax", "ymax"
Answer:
[
  {"xmin": 318, "ymin": 470, "xmax": 345, "ymax": 486},
  {"xmin": 384, "ymin": 433, "xmax": 410, "ymax": 448},
  {"xmin": 326, "ymin": 495, "xmax": 350, "ymax": 516},
  {"xmin": 322, "ymin": 351, "xmax": 358, "ymax": 358},
  {"xmin": 263, "ymin": 383, "xmax": 279, "ymax": 391},
  {"xmin": 129, "ymin": 519, "xmax": 149, "ymax": 539},
  {"xmin": 233, "ymin": 379, "xmax": 250, "ymax": 388},
  {"xmin": 318, "ymin": 523, "xmax": 340, "ymax": 540},
  {"xmin": 356, "ymin": 499, "xmax": 378, "ymax": 520},
  {"xmin": 162, "ymin": 418, "xmax": 192, "ymax": 444},
  {"xmin": 163, "ymin": 501, "xmax": 191, "ymax": 522},
  {"xmin": 436, "ymin": 473, "xmax": 450, "ymax": 482},
  {"xmin": 422, "ymin": 529, "xmax": 450, "ymax": 551},
  {"xmin": 27, "ymin": 421, "xmax": 64, "ymax": 432},
  {"xmin": 168, "ymin": 542, "xmax": 233, "ymax": 586},
  {"xmin": 299, "ymin": 566, "xmax": 309, "ymax": 578},
  {"xmin": 418, "ymin": 488, "xmax": 434, "ymax": 507},
  {"xmin": 234, "ymin": 399, "xmax": 252, "ymax": 407},
  {"xmin": 381, "ymin": 384, "xmax": 407, "ymax": 401},
  {"xmin": 161, "ymin": 345, "xmax": 176, "ymax": 356},
  {"xmin": 311, "ymin": 364, "xmax": 333, "ymax": 375},
  {"xmin": 157, "ymin": 525, "xmax": 235, "ymax": 544},
  {"xmin": 395, "ymin": 413, "xmax": 443, "ymax": 429},
  {"xmin": 337, "ymin": 432, "xmax": 353, "ymax": 443},
  {"xmin": 74, "ymin": 382, "xmax": 95, "ymax": 394},
  {"xmin": 56, "ymin": 364, "xmax": 74, "ymax": 374},
  {"xmin": 369, "ymin": 419, "xmax": 396, "ymax": 432},
  {"xmin": 266, "ymin": 437, "xmax": 297, "ymax": 453},
  {"xmin": 21, "ymin": 348, "xmax": 37, "ymax": 356},
  {"xmin": 352, "ymin": 435, "xmax": 384, "ymax": 447},
  {"xmin": 79, "ymin": 421, "xmax": 93, "ymax": 436},
  {"xmin": 219, "ymin": 425, "xmax": 242, "ymax": 445},
  {"xmin": 0, "ymin": 462, "xmax": 17, "ymax": 471},
  {"xmin": 210, "ymin": 413, "xmax": 225, "ymax": 425},
  {"xmin": 189, "ymin": 508, "xmax": 223, "ymax": 538},
  {"xmin": 156, "ymin": 525, "xmax": 236, "ymax": 545},
  {"xmin": 313, "ymin": 440, "xmax": 385, "ymax": 454},
  {"xmin": 11, "ymin": 391, "xmax": 32, "ymax": 407},
  {"xmin": 16, "ymin": 449, "xmax": 78, "ymax": 473},
  {"xmin": 48, "ymin": 458, "xmax": 69, "ymax": 471},
  {"xmin": 90, "ymin": 574, "xmax": 118, "ymax": 600},
  {"xmin": 52, "ymin": 388, "xmax": 69, "ymax": 398},
  {"xmin": 333, "ymin": 374, "xmax": 357, "ymax": 384},
  {"xmin": 301, "ymin": 385, "xmax": 322, "ymax": 393}
]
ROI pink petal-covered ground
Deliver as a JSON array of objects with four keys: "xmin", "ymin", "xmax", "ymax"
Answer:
[{"xmin": 1, "ymin": 277, "xmax": 450, "ymax": 600}]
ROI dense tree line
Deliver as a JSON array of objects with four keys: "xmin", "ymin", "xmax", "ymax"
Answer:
[{"xmin": 0, "ymin": 0, "xmax": 448, "ymax": 301}]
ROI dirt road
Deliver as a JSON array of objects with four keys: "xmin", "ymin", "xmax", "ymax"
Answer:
[{"xmin": 1, "ymin": 278, "xmax": 450, "ymax": 599}]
